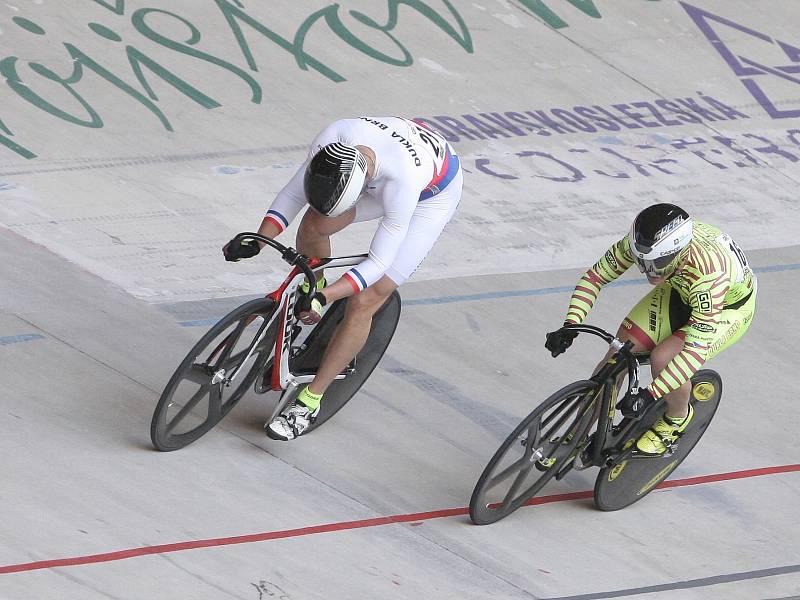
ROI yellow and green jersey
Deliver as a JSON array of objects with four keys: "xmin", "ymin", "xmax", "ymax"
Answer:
[{"xmin": 565, "ymin": 222, "xmax": 756, "ymax": 398}]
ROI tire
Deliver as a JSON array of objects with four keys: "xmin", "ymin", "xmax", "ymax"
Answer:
[
  {"xmin": 469, "ymin": 380, "xmax": 600, "ymax": 525},
  {"xmin": 286, "ymin": 290, "xmax": 401, "ymax": 432},
  {"xmin": 151, "ymin": 298, "xmax": 278, "ymax": 451},
  {"xmin": 593, "ymin": 369, "xmax": 723, "ymax": 511}
]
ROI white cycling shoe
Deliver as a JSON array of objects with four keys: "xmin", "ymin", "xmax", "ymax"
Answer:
[{"xmin": 265, "ymin": 401, "xmax": 320, "ymax": 441}]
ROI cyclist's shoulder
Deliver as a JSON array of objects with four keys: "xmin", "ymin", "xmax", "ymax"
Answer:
[{"xmin": 679, "ymin": 222, "xmax": 735, "ymax": 283}]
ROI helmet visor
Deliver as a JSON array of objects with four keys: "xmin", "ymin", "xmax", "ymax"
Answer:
[{"xmin": 635, "ymin": 251, "xmax": 680, "ymax": 276}]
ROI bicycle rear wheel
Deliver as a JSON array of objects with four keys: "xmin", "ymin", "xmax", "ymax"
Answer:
[
  {"xmin": 593, "ymin": 369, "xmax": 723, "ymax": 511},
  {"xmin": 286, "ymin": 290, "xmax": 402, "ymax": 432},
  {"xmin": 150, "ymin": 298, "xmax": 278, "ymax": 451},
  {"xmin": 469, "ymin": 380, "xmax": 599, "ymax": 525}
]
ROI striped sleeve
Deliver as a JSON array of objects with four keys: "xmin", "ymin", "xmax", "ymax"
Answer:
[
  {"xmin": 648, "ymin": 251, "xmax": 732, "ymax": 398},
  {"xmin": 565, "ymin": 236, "xmax": 635, "ymax": 325}
]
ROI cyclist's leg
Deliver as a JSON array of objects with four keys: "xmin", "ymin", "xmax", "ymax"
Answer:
[
  {"xmin": 308, "ymin": 275, "xmax": 398, "ymax": 394},
  {"xmin": 594, "ymin": 283, "xmax": 673, "ymax": 374}
]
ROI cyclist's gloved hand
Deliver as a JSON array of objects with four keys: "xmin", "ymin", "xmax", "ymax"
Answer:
[
  {"xmin": 295, "ymin": 291, "xmax": 327, "ymax": 325},
  {"xmin": 619, "ymin": 387, "xmax": 655, "ymax": 418},
  {"xmin": 545, "ymin": 325, "xmax": 578, "ymax": 358},
  {"xmin": 223, "ymin": 238, "xmax": 261, "ymax": 262}
]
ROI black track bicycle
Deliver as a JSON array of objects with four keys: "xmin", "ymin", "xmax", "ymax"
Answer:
[
  {"xmin": 150, "ymin": 233, "xmax": 401, "ymax": 451},
  {"xmin": 469, "ymin": 324, "xmax": 722, "ymax": 524}
]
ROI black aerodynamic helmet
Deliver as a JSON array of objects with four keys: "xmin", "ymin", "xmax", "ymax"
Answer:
[
  {"xmin": 303, "ymin": 142, "xmax": 368, "ymax": 217},
  {"xmin": 629, "ymin": 203, "xmax": 693, "ymax": 277}
]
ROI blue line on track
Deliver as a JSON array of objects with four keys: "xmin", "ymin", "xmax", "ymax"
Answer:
[
  {"xmin": 404, "ymin": 262, "xmax": 798, "ymax": 306},
  {"xmin": 0, "ymin": 333, "xmax": 45, "ymax": 346},
  {"xmin": 178, "ymin": 262, "xmax": 799, "ymax": 326}
]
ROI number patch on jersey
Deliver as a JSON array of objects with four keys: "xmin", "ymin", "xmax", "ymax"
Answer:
[
  {"xmin": 717, "ymin": 233, "xmax": 750, "ymax": 283},
  {"xmin": 404, "ymin": 119, "xmax": 447, "ymax": 174}
]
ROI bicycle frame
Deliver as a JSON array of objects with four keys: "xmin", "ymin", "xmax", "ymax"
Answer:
[
  {"xmin": 265, "ymin": 254, "xmax": 370, "ymax": 393},
  {"xmin": 559, "ymin": 325, "xmax": 667, "ymax": 472},
  {"xmin": 220, "ymin": 233, "xmax": 369, "ymax": 396}
]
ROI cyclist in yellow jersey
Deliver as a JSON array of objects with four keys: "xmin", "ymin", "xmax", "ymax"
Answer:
[{"xmin": 545, "ymin": 203, "xmax": 757, "ymax": 454}]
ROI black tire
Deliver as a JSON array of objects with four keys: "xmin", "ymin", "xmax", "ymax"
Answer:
[
  {"xmin": 285, "ymin": 290, "xmax": 402, "ymax": 432},
  {"xmin": 593, "ymin": 369, "xmax": 723, "ymax": 511},
  {"xmin": 151, "ymin": 298, "xmax": 278, "ymax": 451},
  {"xmin": 469, "ymin": 380, "xmax": 600, "ymax": 525}
]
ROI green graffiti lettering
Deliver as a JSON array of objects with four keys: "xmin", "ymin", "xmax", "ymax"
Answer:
[
  {"xmin": 88, "ymin": 22, "xmax": 123, "ymax": 42},
  {"xmin": 213, "ymin": 0, "xmax": 344, "ymax": 82},
  {"xmin": 0, "ymin": 119, "xmax": 37, "ymax": 159},
  {"xmin": 516, "ymin": 0, "xmax": 601, "ymax": 29},
  {"xmin": 1, "ymin": 43, "xmax": 174, "ymax": 131},
  {"xmin": 63, "ymin": 43, "xmax": 175, "ymax": 130},
  {"xmin": 126, "ymin": 47, "xmax": 220, "ymax": 108},
  {"xmin": 91, "ymin": 0, "xmax": 125, "ymax": 16},
  {"xmin": 132, "ymin": 8, "xmax": 262, "ymax": 104},
  {"xmin": 294, "ymin": 0, "xmax": 472, "ymax": 69},
  {"xmin": 0, "ymin": 55, "xmax": 103, "ymax": 128}
]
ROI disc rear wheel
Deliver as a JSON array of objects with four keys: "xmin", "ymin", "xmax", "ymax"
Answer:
[{"xmin": 593, "ymin": 370, "xmax": 723, "ymax": 511}]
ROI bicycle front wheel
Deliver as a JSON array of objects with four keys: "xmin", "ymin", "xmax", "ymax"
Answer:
[
  {"xmin": 150, "ymin": 297, "xmax": 278, "ymax": 451},
  {"xmin": 593, "ymin": 369, "xmax": 723, "ymax": 511},
  {"xmin": 469, "ymin": 380, "xmax": 600, "ymax": 525}
]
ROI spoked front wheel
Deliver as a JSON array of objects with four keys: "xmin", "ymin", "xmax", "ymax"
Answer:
[
  {"xmin": 593, "ymin": 369, "xmax": 723, "ymax": 511},
  {"xmin": 469, "ymin": 380, "xmax": 600, "ymax": 525},
  {"xmin": 150, "ymin": 297, "xmax": 278, "ymax": 451}
]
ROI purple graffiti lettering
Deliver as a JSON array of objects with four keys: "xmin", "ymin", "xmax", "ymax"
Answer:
[
  {"xmin": 674, "ymin": 97, "xmax": 725, "ymax": 122},
  {"xmin": 413, "ymin": 117, "xmax": 458, "ymax": 142},
  {"xmin": 787, "ymin": 129, "xmax": 800, "ymax": 149},
  {"xmin": 516, "ymin": 150, "xmax": 584, "ymax": 182},
  {"xmin": 433, "ymin": 116, "xmax": 485, "ymax": 141},
  {"xmin": 670, "ymin": 137, "xmax": 728, "ymax": 169},
  {"xmin": 475, "ymin": 158, "xmax": 518, "ymax": 180},
  {"xmin": 612, "ymin": 103, "xmax": 660, "ymax": 128},
  {"xmin": 654, "ymin": 99, "xmax": 701, "ymax": 124},
  {"xmin": 572, "ymin": 106, "xmax": 620, "ymax": 131},
  {"xmin": 699, "ymin": 93, "xmax": 749, "ymax": 120},
  {"xmin": 550, "ymin": 109, "xmax": 596, "ymax": 132},
  {"xmin": 682, "ymin": 3, "xmax": 800, "ymax": 119},
  {"xmin": 742, "ymin": 133, "xmax": 798, "ymax": 162},
  {"xmin": 712, "ymin": 135, "xmax": 761, "ymax": 167},
  {"xmin": 503, "ymin": 112, "xmax": 550, "ymax": 136},
  {"xmin": 478, "ymin": 113, "xmax": 527, "ymax": 137},
  {"xmin": 631, "ymin": 101, "xmax": 682, "ymax": 127},
  {"xmin": 591, "ymin": 105, "xmax": 640, "ymax": 130},
  {"xmin": 462, "ymin": 114, "xmax": 512, "ymax": 139},
  {"xmin": 525, "ymin": 110, "xmax": 575, "ymax": 135},
  {"xmin": 600, "ymin": 147, "xmax": 676, "ymax": 176}
]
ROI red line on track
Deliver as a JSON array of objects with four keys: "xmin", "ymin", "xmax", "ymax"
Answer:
[{"xmin": 1, "ymin": 463, "xmax": 797, "ymax": 575}]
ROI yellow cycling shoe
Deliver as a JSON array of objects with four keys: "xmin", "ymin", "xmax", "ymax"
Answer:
[{"xmin": 636, "ymin": 404, "xmax": 694, "ymax": 455}]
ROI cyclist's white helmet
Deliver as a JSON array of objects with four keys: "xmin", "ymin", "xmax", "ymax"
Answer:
[
  {"xmin": 629, "ymin": 203, "xmax": 693, "ymax": 277},
  {"xmin": 303, "ymin": 143, "xmax": 368, "ymax": 218}
]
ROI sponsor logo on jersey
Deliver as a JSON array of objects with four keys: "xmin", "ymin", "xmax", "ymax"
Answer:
[
  {"xmin": 691, "ymin": 322, "xmax": 715, "ymax": 333},
  {"xmin": 604, "ymin": 249, "xmax": 618, "ymax": 270}
]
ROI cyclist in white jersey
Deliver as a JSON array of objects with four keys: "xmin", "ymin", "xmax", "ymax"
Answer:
[{"xmin": 223, "ymin": 116, "xmax": 463, "ymax": 440}]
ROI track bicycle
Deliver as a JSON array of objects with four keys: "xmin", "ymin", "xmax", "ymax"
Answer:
[
  {"xmin": 150, "ymin": 232, "xmax": 401, "ymax": 451},
  {"xmin": 469, "ymin": 324, "xmax": 722, "ymax": 524}
]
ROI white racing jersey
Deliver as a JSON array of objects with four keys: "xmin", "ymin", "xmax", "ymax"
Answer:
[{"xmin": 264, "ymin": 117, "xmax": 460, "ymax": 291}]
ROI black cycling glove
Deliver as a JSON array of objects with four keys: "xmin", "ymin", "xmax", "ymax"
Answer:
[
  {"xmin": 544, "ymin": 326, "xmax": 578, "ymax": 358},
  {"xmin": 223, "ymin": 238, "xmax": 261, "ymax": 262},
  {"xmin": 294, "ymin": 291, "xmax": 327, "ymax": 319}
]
